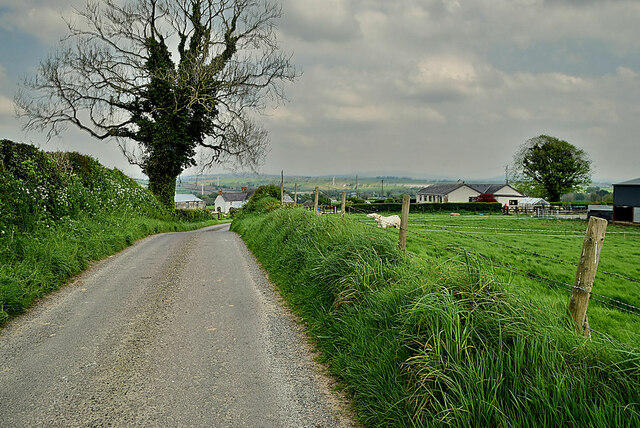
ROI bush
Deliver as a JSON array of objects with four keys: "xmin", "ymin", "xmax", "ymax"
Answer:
[
  {"xmin": 174, "ymin": 208, "xmax": 216, "ymax": 222},
  {"xmin": 0, "ymin": 140, "xmax": 165, "ymax": 232},
  {"xmin": 0, "ymin": 140, "xmax": 218, "ymax": 324}
]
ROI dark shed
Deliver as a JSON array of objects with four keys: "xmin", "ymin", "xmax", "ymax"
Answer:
[{"xmin": 613, "ymin": 178, "xmax": 640, "ymax": 223}]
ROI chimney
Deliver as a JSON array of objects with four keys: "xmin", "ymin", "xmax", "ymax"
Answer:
[
  {"xmin": 218, "ymin": 190, "xmax": 223, "ymax": 195},
  {"xmin": 241, "ymin": 186, "xmax": 247, "ymax": 191}
]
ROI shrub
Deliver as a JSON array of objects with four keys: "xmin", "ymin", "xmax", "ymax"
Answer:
[
  {"xmin": 476, "ymin": 193, "xmax": 498, "ymax": 202},
  {"xmin": 174, "ymin": 208, "xmax": 216, "ymax": 222}
]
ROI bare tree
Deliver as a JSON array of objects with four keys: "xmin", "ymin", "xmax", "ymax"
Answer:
[{"xmin": 16, "ymin": 0, "xmax": 296, "ymax": 207}]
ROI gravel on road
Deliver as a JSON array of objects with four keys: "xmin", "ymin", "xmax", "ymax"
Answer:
[{"xmin": 0, "ymin": 224, "xmax": 356, "ymax": 427}]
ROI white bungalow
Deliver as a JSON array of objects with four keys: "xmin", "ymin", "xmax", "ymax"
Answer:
[{"xmin": 416, "ymin": 181, "xmax": 523, "ymax": 205}]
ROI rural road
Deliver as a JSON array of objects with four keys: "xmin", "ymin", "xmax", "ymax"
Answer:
[{"xmin": 0, "ymin": 224, "xmax": 354, "ymax": 427}]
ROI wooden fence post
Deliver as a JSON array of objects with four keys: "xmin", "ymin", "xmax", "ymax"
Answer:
[
  {"xmin": 313, "ymin": 187, "xmax": 319, "ymax": 214},
  {"xmin": 341, "ymin": 192, "xmax": 346, "ymax": 219},
  {"xmin": 569, "ymin": 216, "xmax": 608, "ymax": 337},
  {"xmin": 398, "ymin": 194, "xmax": 410, "ymax": 251},
  {"xmin": 280, "ymin": 170, "xmax": 284, "ymax": 205},
  {"xmin": 294, "ymin": 183, "xmax": 298, "ymax": 206}
]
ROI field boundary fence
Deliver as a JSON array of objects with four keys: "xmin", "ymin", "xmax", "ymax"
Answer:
[{"xmin": 345, "ymin": 202, "xmax": 640, "ymax": 346}]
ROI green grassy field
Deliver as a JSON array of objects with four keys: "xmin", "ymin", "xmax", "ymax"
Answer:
[
  {"xmin": 233, "ymin": 206, "xmax": 640, "ymax": 427},
  {"xmin": 354, "ymin": 212, "xmax": 640, "ymax": 346}
]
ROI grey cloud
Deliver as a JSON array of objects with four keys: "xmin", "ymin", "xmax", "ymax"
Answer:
[
  {"xmin": 279, "ymin": 0, "xmax": 362, "ymax": 43},
  {"xmin": 2, "ymin": 0, "xmax": 640, "ymax": 181}
]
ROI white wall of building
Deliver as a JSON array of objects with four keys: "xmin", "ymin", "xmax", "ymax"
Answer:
[
  {"xmin": 214, "ymin": 195, "xmax": 248, "ymax": 213},
  {"xmin": 446, "ymin": 186, "xmax": 480, "ymax": 203},
  {"xmin": 214, "ymin": 195, "xmax": 230, "ymax": 213}
]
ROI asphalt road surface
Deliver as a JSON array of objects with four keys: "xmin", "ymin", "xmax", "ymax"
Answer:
[{"xmin": 0, "ymin": 224, "xmax": 354, "ymax": 427}]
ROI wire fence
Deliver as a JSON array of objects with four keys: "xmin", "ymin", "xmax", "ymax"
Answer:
[
  {"xmin": 346, "ymin": 205, "xmax": 640, "ymax": 322},
  {"xmin": 419, "ymin": 222, "xmax": 640, "ymax": 285}
]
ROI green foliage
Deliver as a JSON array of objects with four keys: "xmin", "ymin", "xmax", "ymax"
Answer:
[
  {"xmin": 512, "ymin": 135, "xmax": 593, "ymax": 202},
  {"xmin": 0, "ymin": 140, "xmax": 219, "ymax": 324},
  {"xmin": 346, "ymin": 196, "xmax": 365, "ymax": 204},
  {"xmin": 250, "ymin": 184, "xmax": 281, "ymax": 201},
  {"xmin": 0, "ymin": 140, "xmax": 163, "ymax": 232},
  {"xmin": 237, "ymin": 196, "xmax": 281, "ymax": 217},
  {"xmin": 233, "ymin": 209, "xmax": 640, "ymax": 427},
  {"xmin": 173, "ymin": 208, "xmax": 216, "ymax": 222},
  {"xmin": 237, "ymin": 185, "xmax": 283, "ymax": 216},
  {"xmin": 349, "ymin": 202, "xmax": 502, "ymax": 213}
]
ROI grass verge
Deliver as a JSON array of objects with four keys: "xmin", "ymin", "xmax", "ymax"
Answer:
[
  {"xmin": 0, "ymin": 139, "xmax": 225, "ymax": 324},
  {"xmin": 232, "ymin": 207, "xmax": 640, "ymax": 427},
  {"xmin": 0, "ymin": 214, "xmax": 221, "ymax": 325}
]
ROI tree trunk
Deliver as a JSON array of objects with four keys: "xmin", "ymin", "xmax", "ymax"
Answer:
[{"xmin": 148, "ymin": 171, "xmax": 176, "ymax": 209}]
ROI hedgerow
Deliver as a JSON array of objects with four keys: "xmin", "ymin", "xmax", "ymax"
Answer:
[{"xmin": 0, "ymin": 140, "xmax": 217, "ymax": 324}]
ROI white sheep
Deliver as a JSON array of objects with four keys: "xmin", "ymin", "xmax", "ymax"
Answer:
[{"xmin": 367, "ymin": 213, "xmax": 401, "ymax": 229}]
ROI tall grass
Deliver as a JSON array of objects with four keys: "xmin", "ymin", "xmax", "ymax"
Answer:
[{"xmin": 232, "ymin": 207, "xmax": 640, "ymax": 427}]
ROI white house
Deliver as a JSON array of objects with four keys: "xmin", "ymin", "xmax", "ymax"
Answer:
[
  {"xmin": 214, "ymin": 190, "xmax": 254, "ymax": 213},
  {"xmin": 416, "ymin": 182, "xmax": 480, "ymax": 203},
  {"xmin": 174, "ymin": 194, "xmax": 206, "ymax": 209},
  {"xmin": 416, "ymin": 181, "xmax": 523, "ymax": 205}
]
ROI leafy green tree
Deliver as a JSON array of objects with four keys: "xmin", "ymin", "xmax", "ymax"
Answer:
[
  {"xmin": 16, "ymin": 0, "xmax": 296, "ymax": 208},
  {"xmin": 511, "ymin": 135, "xmax": 592, "ymax": 202}
]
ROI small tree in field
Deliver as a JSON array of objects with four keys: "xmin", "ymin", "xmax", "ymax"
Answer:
[
  {"xmin": 511, "ymin": 135, "xmax": 592, "ymax": 202},
  {"xmin": 16, "ymin": 0, "xmax": 296, "ymax": 208},
  {"xmin": 476, "ymin": 193, "xmax": 497, "ymax": 202}
]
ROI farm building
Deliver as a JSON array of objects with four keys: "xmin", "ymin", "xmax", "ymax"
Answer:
[
  {"xmin": 518, "ymin": 197, "xmax": 550, "ymax": 209},
  {"xmin": 214, "ymin": 190, "xmax": 254, "ymax": 213},
  {"xmin": 587, "ymin": 205, "xmax": 613, "ymax": 221},
  {"xmin": 174, "ymin": 194, "xmax": 206, "ymax": 210},
  {"xmin": 613, "ymin": 178, "xmax": 640, "ymax": 223},
  {"xmin": 283, "ymin": 194, "xmax": 295, "ymax": 204},
  {"xmin": 416, "ymin": 181, "xmax": 523, "ymax": 205}
]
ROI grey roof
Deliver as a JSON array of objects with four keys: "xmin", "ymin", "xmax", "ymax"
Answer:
[
  {"xmin": 416, "ymin": 183, "xmax": 468, "ymax": 196},
  {"xmin": 283, "ymin": 194, "xmax": 295, "ymax": 203},
  {"xmin": 470, "ymin": 184, "xmax": 504, "ymax": 194},
  {"xmin": 219, "ymin": 191, "xmax": 252, "ymax": 202},
  {"xmin": 174, "ymin": 194, "xmax": 203, "ymax": 202},
  {"xmin": 615, "ymin": 178, "xmax": 640, "ymax": 186},
  {"xmin": 469, "ymin": 184, "xmax": 523, "ymax": 196}
]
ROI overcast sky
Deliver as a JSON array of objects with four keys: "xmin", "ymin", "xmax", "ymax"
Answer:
[{"xmin": 1, "ymin": 0, "xmax": 639, "ymax": 182}]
